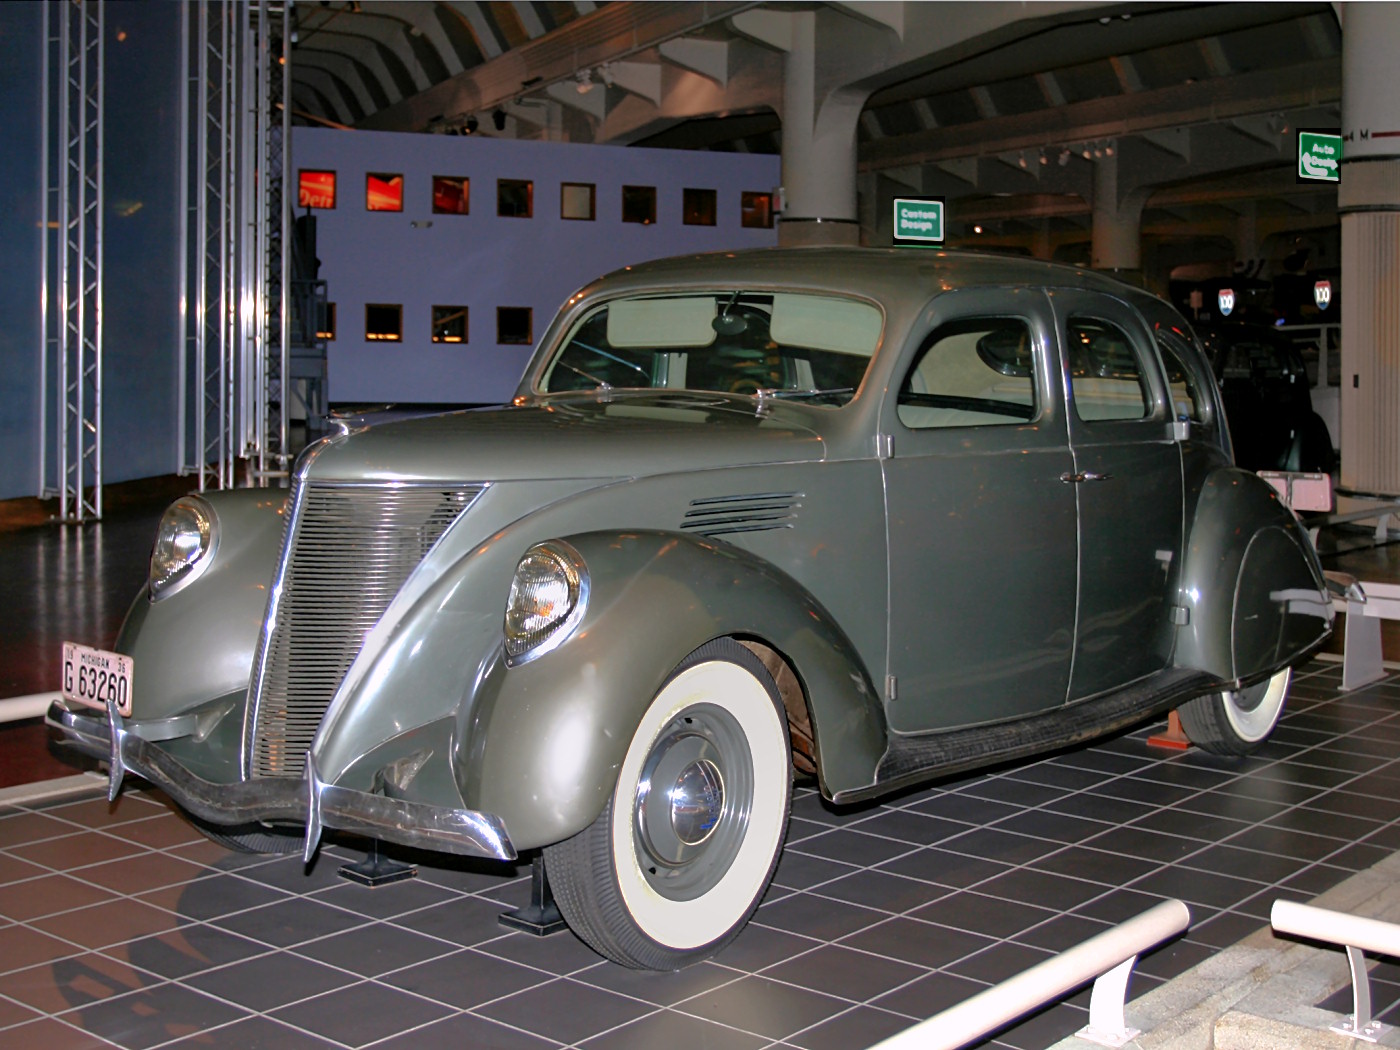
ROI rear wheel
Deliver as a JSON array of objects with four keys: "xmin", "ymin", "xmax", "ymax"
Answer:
[
  {"xmin": 1178, "ymin": 668, "xmax": 1291, "ymax": 755},
  {"xmin": 545, "ymin": 639, "xmax": 791, "ymax": 969}
]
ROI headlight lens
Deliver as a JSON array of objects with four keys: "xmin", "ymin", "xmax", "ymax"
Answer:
[
  {"xmin": 149, "ymin": 497, "xmax": 216, "ymax": 599},
  {"xmin": 504, "ymin": 541, "xmax": 588, "ymax": 662}
]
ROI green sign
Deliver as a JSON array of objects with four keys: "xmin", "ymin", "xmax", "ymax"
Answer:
[
  {"xmin": 893, "ymin": 197, "xmax": 944, "ymax": 244},
  {"xmin": 1298, "ymin": 131, "xmax": 1342, "ymax": 183}
]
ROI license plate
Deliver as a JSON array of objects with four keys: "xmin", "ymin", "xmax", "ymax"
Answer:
[{"xmin": 61, "ymin": 642, "xmax": 133, "ymax": 718}]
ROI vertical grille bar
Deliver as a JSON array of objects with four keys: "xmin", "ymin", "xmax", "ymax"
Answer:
[{"xmin": 249, "ymin": 481, "xmax": 483, "ymax": 778}]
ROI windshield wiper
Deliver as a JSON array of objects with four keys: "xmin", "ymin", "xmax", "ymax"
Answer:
[
  {"xmin": 755, "ymin": 387, "xmax": 854, "ymax": 402},
  {"xmin": 556, "ymin": 359, "xmax": 612, "ymax": 390}
]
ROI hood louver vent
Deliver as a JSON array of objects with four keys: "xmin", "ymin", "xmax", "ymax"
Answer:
[{"xmin": 681, "ymin": 492, "xmax": 802, "ymax": 537}]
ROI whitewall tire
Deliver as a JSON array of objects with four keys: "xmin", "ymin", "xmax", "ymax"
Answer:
[{"xmin": 1178, "ymin": 667, "xmax": 1291, "ymax": 756}]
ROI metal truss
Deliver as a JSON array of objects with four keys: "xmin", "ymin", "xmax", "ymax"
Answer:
[
  {"xmin": 179, "ymin": 0, "xmax": 290, "ymax": 492},
  {"xmin": 41, "ymin": 0, "xmax": 104, "ymax": 522}
]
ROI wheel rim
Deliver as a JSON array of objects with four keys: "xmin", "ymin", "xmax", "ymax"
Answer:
[
  {"xmin": 611, "ymin": 658, "xmax": 789, "ymax": 951},
  {"xmin": 1223, "ymin": 667, "xmax": 1291, "ymax": 742},
  {"xmin": 634, "ymin": 704, "xmax": 753, "ymax": 901}
]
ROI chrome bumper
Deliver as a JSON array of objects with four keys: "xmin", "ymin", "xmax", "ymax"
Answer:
[{"xmin": 46, "ymin": 700, "xmax": 517, "ymax": 864}]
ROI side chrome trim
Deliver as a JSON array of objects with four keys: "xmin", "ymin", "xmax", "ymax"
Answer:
[{"xmin": 48, "ymin": 701, "xmax": 517, "ymax": 862}]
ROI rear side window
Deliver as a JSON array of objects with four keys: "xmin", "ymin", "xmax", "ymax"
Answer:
[
  {"xmin": 1155, "ymin": 328, "xmax": 1208, "ymax": 423},
  {"xmin": 897, "ymin": 318, "xmax": 1037, "ymax": 429},
  {"xmin": 1067, "ymin": 317, "xmax": 1150, "ymax": 421}
]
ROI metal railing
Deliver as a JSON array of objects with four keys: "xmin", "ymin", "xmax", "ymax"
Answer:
[
  {"xmin": 1272, "ymin": 899, "xmax": 1400, "ymax": 1043},
  {"xmin": 870, "ymin": 899, "xmax": 1190, "ymax": 1050}
]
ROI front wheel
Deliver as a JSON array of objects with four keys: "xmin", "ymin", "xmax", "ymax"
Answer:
[
  {"xmin": 545, "ymin": 639, "xmax": 791, "ymax": 969},
  {"xmin": 1178, "ymin": 667, "xmax": 1291, "ymax": 755}
]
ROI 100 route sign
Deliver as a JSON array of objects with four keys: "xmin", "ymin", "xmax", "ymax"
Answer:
[{"xmin": 893, "ymin": 197, "xmax": 945, "ymax": 245}]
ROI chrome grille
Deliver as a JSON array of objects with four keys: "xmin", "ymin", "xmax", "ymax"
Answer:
[
  {"xmin": 250, "ymin": 481, "xmax": 484, "ymax": 778},
  {"xmin": 680, "ymin": 492, "xmax": 802, "ymax": 537}
]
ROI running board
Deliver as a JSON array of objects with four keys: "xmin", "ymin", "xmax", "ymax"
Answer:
[{"xmin": 831, "ymin": 668, "xmax": 1219, "ymax": 806}]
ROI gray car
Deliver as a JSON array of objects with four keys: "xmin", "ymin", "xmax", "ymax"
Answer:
[{"xmin": 49, "ymin": 247, "xmax": 1332, "ymax": 969}]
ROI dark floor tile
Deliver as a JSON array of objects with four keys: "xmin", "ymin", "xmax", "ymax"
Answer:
[
  {"xmin": 0, "ymin": 923, "xmax": 84, "ymax": 975},
  {"xmin": 578, "ymin": 1006, "xmax": 766, "ymax": 1050},
  {"xmin": 850, "ymin": 809, "xmax": 970, "ymax": 847},
  {"xmin": 990, "ymin": 1000, "xmax": 1088, "ymax": 1050},
  {"xmin": 1134, "ymin": 936, "xmax": 1215, "ymax": 981},
  {"xmin": 761, "ymin": 944, "xmax": 924, "ymax": 1002},
  {"xmin": 1130, "ymin": 867, "xmax": 1265, "ymax": 911},
  {"xmin": 1181, "ymin": 844, "xmax": 1314, "ymax": 885},
  {"xmin": 1044, "ymin": 794, "xmax": 1156, "ymax": 826},
  {"xmin": 162, "ymin": 1014, "xmax": 345, "ymax": 1048},
  {"xmin": 789, "ymin": 828, "xmax": 915, "ymax": 868},
  {"xmin": 382, "ymin": 946, "xmax": 553, "ymax": 1009},
  {"xmin": 1176, "ymin": 791, "xmax": 1291, "ymax": 824},
  {"xmin": 938, "ymin": 828, "xmax": 1061, "ymax": 867},
  {"xmin": 1030, "ymin": 845, "xmax": 1160, "ymax": 886},
  {"xmin": 390, "ymin": 894, "xmax": 517, "ymax": 947},
  {"xmin": 958, "ymin": 778, "xmax": 1065, "ymax": 808},
  {"xmin": 813, "ymin": 869, "xmax": 943, "ymax": 914},
  {"xmin": 785, "ymin": 1004, "xmax": 914, "ymax": 1050},
  {"xmin": 0, "ymin": 1015, "xmax": 122, "ymax": 1049},
  {"xmin": 574, "ymin": 958, "xmax": 740, "ymax": 1008},
  {"xmin": 1224, "ymin": 824, "xmax": 1350, "ymax": 862},
  {"xmin": 838, "ymin": 916, "xmax": 995, "ymax": 970},
  {"xmin": 478, "ymin": 929, "xmax": 605, "ymax": 975},
  {"xmin": 1126, "ymin": 806, "xmax": 1253, "ymax": 843},
  {"xmin": 10, "ymin": 829, "xmax": 145, "ymax": 871},
  {"xmin": 771, "ymin": 850, "xmax": 858, "ymax": 890},
  {"xmin": 31, "ymin": 898, "xmax": 184, "ymax": 951},
  {"xmin": 755, "ymin": 893, "xmax": 888, "ymax": 941},
  {"xmin": 907, "ymin": 794, "xmax": 1017, "ymax": 827},
  {"xmin": 1080, "ymin": 824, "xmax": 1210, "ymax": 864},
  {"xmin": 3, "ymin": 952, "xmax": 160, "ymax": 1015},
  {"xmin": 64, "ymin": 982, "xmax": 250, "ymax": 1049},
  {"xmin": 870, "ymin": 969, "xmax": 988, "ymax": 1019},
  {"xmin": 909, "ymin": 892, "xmax": 1057, "ymax": 940},
  {"xmin": 101, "ymin": 923, "xmax": 269, "ymax": 981},
  {"xmin": 992, "ymin": 810, "xmax": 1108, "ymax": 845},
  {"xmin": 210, "ymin": 896, "xmax": 369, "ymax": 949},
  {"xmin": 270, "ymin": 979, "xmax": 453, "ymax": 1046},
  {"xmin": 293, "ymin": 919, "xmax": 458, "ymax": 977},
  {"xmin": 711, "ymin": 920, "xmax": 822, "ymax": 973},
  {"xmin": 1005, "ymin": 763, "xmax": 1106, "ymax": 792},
  {"xmin": 1011, "ymin": 912, "xmax": 1113, "ymax": 953},
  {"xmin": 944, "ymin": 941, "xmax": 1053, "ymax": 984},
  {"xmin": 972, "ymin": 866, "xmax": 1109, "ymax": 913},
  {"xmin": 1277, "ymin": 864, "xmax": 1355, "ymax": 898},
  {"xmin": 1184, "ymin": 909, "xmax": 1268, "ymax": 949},
  {"xmin": 369, "ymin": 1011, "xmax": 563, "ymax": 1049},
  {"xmin": 310, "ymin": 875, "xmax": 460, "ymax": 921},
  {"xmin": 1320, "ymin": 841, "xmax": 1395, "ymax": 872},
  {"xmin": 877, "ymin": 847, "xmax": 1011, "ymax": 889},
  {"xmin": 0, "ymin": 873, "xmax": 115, "ymax": 921},
  {"xmin": 1072, "ymin": 888, "xmax": 1177, "ymax": 926},
  {"xmin": 0, "ymin": 851, "xmax": 48, "ymax": 887},
  {"xmin": 137, "ymin": 872, "xmax": 292, "ymax": 922},
  {"xmin": 182, "ymin": 949, "xmax": 353, "ymax": 1012},
  {"xmin": 676, "ymin": 974, "xmax": 849, "ymax": 1042},
  {"xmin": 476, "ymin": 975, "xmax": 656, "ymax": 1045},
  {"xmin": 789, "ymin": 793, "xmax": 882, "ymax": 827},
  {"xmin": 1311, "ymin": 790, "xmax": 1400, "ymax": 823}
]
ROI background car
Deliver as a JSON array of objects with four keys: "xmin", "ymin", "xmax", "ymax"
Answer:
[
  {"xmin": 50, "ymin": 248, "xmax": 1332, "ymax": 970},
  {"xmin": 1195, "ymin": 321, "xmax": 1336, "ymax": 473}
]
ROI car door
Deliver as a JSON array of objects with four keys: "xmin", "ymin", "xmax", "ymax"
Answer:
[
  {"xmin": 882, "ymin": 288, "xmax": 1078, "ymax": 733},
  {"xmin": 1048, "ymin": 290, "xmax": 1184, "ymax": 702}
]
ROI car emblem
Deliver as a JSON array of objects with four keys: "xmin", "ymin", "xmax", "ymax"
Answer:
[
  {"xmin": 1218, "ymin": 289, "xmax": 1235, "ymax": 317},
  {"xmin": 1314, "ymin": 280, "xmax": 1332, "ymax": 310}
]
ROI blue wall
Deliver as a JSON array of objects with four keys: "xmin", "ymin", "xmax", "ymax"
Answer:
[
  {"xmin": 0, "ymin": 1, "xmax": 180, "ymax": 501},
  {"xmin": 294, "ymin": 128, "xmax": 780, "ymax": 404}
]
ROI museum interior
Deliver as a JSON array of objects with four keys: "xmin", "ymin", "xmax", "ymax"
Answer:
[{"xmin": 4, "ymin": 2, "xmax": 1400, "ymax": 1048}]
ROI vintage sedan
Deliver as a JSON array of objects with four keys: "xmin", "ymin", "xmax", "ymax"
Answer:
[{"xmin": 50, "ymin": 248, "xmax": 1332, "ymax": 970}]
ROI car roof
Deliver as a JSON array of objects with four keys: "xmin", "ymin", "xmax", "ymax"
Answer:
[{"xmin": 586, "ymin": 246, "xmax": 1147, "ymax": 308}]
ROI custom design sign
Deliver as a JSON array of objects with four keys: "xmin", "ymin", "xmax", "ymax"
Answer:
[
  {"xmin": 893, "ymin": 197, "xmax": 945, "ymax": 245},
  {"xmin": 1315, "ymin": 280, "xmax": 1332, "ymax": 310},
  {"xmin": 1297, "ymin": 130, "xmax": 1342, "ymax": 183},
  {"xmin": 1218, "ymin": 289, "xmax": 1236, "ymax": 317}
]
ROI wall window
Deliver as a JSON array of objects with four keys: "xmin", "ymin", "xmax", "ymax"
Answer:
[
  {"xmin": 498, "ymin": 307, "xmax": 533, "ymax": 345},
  {"xmin": 367, "ymin": 173, "xmax": 403, "ymax": 212},
  {"xmin": 318, "ymin": 302, "xmax": 336, "ymax": 342},
  {"xmin": 561, "ymin": 182, "xmax": 595, "ymax": 221},
  {"xmin": 432, "ymin": 176, "xmax": 469, "ymax": 215},
  {"xmin": 298, "ymin": 169, "xmax": 336, "ymax": 209},
  {"xmin": 622, "ymin": 185, "xmax": 656, "ymax": 225},
  {"xmin": 432, "ymin": 305, "xmax": 468, "ymax": 344},
  {"xmin": 498, "ymin": 179, "xmax": 533, "ymax": 218},
  {"xmin": 365, "ymin": 303, "xmax": 403, "ymax": 342},
  {"xmin": 683, "ymin": 188, "xmax": 717, "ymax": 226},
  {"xmin": 741, "ymin": 191, "xmax": 774, "ymax": 229}
]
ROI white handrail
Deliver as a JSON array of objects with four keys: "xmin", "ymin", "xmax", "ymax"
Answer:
[
  {"xmin": 1271, "ymin": 899, "xmax": 1400, "ymax": 1042},
  {"xmin": 870, "ymin": 899, "xmax": 1191, "ymax": 1050},
  {"xmin": 0, "ymin": 692, "xmax": 61, "ymax": 725}
]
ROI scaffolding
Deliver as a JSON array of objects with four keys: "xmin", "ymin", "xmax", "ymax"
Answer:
[
  {"xmin": 179, "ymin": 0, "xmax": 290, "ymax": 491},
  {"xmin": 41, "ymin": 0, "xmax": 105, "ymax": 522}
]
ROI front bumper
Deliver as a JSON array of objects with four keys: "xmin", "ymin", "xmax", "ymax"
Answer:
[{"xmin": 46, "ymin": 700, "xmax": 517, "ymax": 864}]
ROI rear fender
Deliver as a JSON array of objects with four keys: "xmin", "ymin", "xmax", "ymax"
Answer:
[{"xmin": 1174, "ymin": 467, "xmax": 1331, "ymax": 683}]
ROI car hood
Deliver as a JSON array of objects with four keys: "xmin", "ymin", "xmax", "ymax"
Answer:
[{"xmin": 305, "ymin": 392, "xmax": 828, "ymax": 482}]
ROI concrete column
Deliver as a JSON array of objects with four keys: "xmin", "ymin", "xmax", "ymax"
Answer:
[
  {"xmin": 1339, "ymin": 1, "xmax": 1400, "ymax": 493},
  {"xmin": 778, "ymin": 11, "xmax": 865, "ymax": 246},
  {"xmin": 1090, "ymin": 153, "xmax": 1145, "ymax": 281}
]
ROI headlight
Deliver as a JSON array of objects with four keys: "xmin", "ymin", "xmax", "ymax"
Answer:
[
  {"xmin": 149, "ymin": 496, "xmax": 217, "ymax": 600},
  {"xmin": 504, "ymin": 541, "xmax": 588, "ymax": 663}
]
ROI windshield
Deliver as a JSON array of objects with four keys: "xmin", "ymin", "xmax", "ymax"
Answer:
[{"xmin": 537, "ymin": 291, "xmax": 883, "ymax": 406}]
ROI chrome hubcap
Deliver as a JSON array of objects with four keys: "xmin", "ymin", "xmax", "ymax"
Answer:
[{"xmin": 670, "ymin": 759, "xmax": 724, "ymax": 846}]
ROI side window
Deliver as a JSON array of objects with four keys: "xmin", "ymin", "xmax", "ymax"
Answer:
[
  {"xmin": 1155, "ymin": 328, "xmax": 1207, "ymax": 423},
  {"xmin": 897, "ymin": 318, "xmax": 1037, "ymax": 429},
  {"xmin": 1067, "ymin": 317, "xmax": 1150, "ymax": 421}
]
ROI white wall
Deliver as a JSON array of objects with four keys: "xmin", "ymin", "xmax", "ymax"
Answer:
[{"xmin": 294, "ymin": 128, "xmax": 780, "ymax": 405}]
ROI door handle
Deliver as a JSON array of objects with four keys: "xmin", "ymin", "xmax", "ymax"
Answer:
[{"xmin": 1060, "ymin": 471, "xmax": 1113, "ymax": 484}]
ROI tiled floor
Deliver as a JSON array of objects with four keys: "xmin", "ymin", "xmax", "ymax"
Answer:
[{"xmin": 3, "ymin": 658, "xmax": 1400, "ymax": 1049}]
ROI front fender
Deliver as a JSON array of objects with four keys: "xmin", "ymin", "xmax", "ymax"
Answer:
[
  {"xmin": 117, "ymin": 487, "xmax": 287, "ymax": 725},
  {"xmin": 1175, "ymin": 467, "xmax": 1331, "ymax": 683},
  {"xmin": 462, "ymin": 530, "xmax": 886, "ymax": 851}
]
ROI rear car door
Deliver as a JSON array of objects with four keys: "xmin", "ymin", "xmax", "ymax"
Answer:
[
  {"xmin": 1049, "ymin": 290, "xmax": 1184, "ymax": 702},
  {"xmin": 882, "ymin": 288, "xmax": 1078, "ymax": 733}
]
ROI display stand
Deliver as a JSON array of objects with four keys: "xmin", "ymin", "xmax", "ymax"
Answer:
[
  {"xmin": 1147, "ymin": 710, "xmax": 1191, "ymax": 751},
  {"xmin": 498, "ymin": 854, "xmax": 567, "ymax": 936},
  {"xmin": 339, "ymin": 839, "xmax": 418, "ymax": 887}
]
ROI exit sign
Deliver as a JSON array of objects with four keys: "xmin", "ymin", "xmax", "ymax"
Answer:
[
  {"xmin": 1297, "ymin": 130, "xmax": 1342, "ymax": 183},
  {"xmin": 893, "ymin": 197, "xmax": 945, "ymax": 245}
]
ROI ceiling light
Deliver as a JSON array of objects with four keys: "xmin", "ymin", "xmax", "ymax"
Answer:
[
  {"xmin": 1058, "ymin": 149, "xmax": 1070, "ymax": 166},
  {"xmin": 1105, "ymin": 142, "xmax": 1114, "ymax": 156},
  {"xmin": 1018, "ymin": 152, "xmax": 1027, "ymax": 169},
  {"xmin": 973, "ymin": 225, "xmax": 983, "ymax": 234},
  {"xmin": 1039, "ymin": 150, "xmax": 1049, "ymax": 166},
  {"xmin": 574, "ymin": 68, "xmax": 593, "ymax": 94}
]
